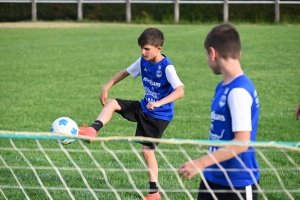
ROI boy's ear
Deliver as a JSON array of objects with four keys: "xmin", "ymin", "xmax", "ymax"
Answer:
[
  {"xmin": 156, "ymin": 46, "xmax": 162, "ymax": 51},
  {"xmin": 209, "ymin": 47, "xmax": 217, "ymax": 61}
]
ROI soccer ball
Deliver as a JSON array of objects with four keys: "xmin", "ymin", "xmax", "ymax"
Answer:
[{"xmin": 50, "ymin": 117, "xmax": 78, "ymax": 145}]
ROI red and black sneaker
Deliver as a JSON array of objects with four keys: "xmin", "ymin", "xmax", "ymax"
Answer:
[{"xmin": 78, "ymin": 123, "xmax": 98, "ymax": 143}]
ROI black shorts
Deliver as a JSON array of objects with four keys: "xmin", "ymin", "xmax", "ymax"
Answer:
[
  {"xmin": 115, "ymin": 99, "xmax": 169, "ymax": 149},
  {"xmin": 198, "ymin": 179, "xmax": 259, "ymax": 200}
]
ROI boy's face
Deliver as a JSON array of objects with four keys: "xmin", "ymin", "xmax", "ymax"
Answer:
[{"xmin": 140, "ymin": 44, "xmax": 162, "ymax": 62}]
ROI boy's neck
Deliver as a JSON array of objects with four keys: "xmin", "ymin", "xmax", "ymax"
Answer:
[
  {"xmin": 219, "ymin": 58, "xmax": 243, "ymax": 85},
  {"xmin": 150, "ymin": 53, "xmax": 164, "ymax": 63}
]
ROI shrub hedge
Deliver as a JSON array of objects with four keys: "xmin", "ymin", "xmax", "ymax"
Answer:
[{"xmin": 0, "ymin": 3, "xmax": 299, "ymax": 23}]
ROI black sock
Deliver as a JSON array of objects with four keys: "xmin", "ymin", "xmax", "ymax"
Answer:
[
  {"xmin": 90, "ymin": 120, "xmax": 103, "ymax": 132},
  {"xmin": 149, "ymin": 182, "xmax": 158, "ymax": 194}
]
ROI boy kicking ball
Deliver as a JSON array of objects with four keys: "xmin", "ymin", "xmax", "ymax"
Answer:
[{"xmin": 80, "ymin": 27, "xmax": 184, "ymax": 200}]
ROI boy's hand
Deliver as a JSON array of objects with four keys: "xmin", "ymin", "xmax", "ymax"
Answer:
[
  {"xmin": 179, "ymin": 160, "xmax": 202, "ymax": 180},
  {"xmin": 296, "ymin": 103, "xmax": 300, "ymax": 120},
  {"xmin": 146, "ymin": 102, "xmax": 161, "ymax": 111},
  {"xmin": 99, "ymin": 89, "xmax": 108, "ymax": 106}
]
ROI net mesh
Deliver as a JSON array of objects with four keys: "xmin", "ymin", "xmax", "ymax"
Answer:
[{"xmin": 0, "ymin": 130, "xmax": 299, "ymax": 200}]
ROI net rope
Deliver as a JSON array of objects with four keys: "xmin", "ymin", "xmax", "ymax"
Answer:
[
  {"xmin": 10, "ymin": 139, "xmax": 53, "ymax": 200},
  {"xmin": 78, "ymin": 140, "xmax": 121, "ymax": 200}
]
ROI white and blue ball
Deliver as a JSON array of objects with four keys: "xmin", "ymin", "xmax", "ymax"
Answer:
[{"xmin": 50, "ymin": 117, "xmax": 78, "ymax": 145}]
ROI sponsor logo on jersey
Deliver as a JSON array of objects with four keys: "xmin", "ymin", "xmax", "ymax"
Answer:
[
  {"xmin": 143, "ymin": 77, "xmax": 161, "ymax": 87},
  {"xmin": 144, "ymin": 86, "xmax": 160, "ymax": 99},
  {"xmin": 209, "ymin": 129, "xmax": 225, "ymax": 140},
  {"xmin": 211, "ymin": 111, "xmax": 225, "ymax": 121},
  {"xmin": 208, "ymin": 129, "xmax": 225, "ymax": 152}
]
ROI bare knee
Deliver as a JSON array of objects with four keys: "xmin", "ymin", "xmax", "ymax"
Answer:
[
  {"xmin": 105, "ymin": 99, "xmax": 117, "ymax": 105},
  {"xmin": 105, "ymin": 99, "xmax": 121, "ymax": 110}
]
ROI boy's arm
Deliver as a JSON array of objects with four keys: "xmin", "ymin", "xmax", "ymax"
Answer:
[
  {"xmin": 100, "ymin": 69, "xmax": 129, "ymax": 105},
  {"xmin": 179, "ymin": 131, "xmax": 250, "ymax": 180},
  {"xmin": 146, "ymin": 86, "xmax": 184, "ymax": 111}
]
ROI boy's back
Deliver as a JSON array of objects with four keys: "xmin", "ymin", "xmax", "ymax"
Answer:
[
  {"xmin": 206, "ymin": 74, "xmax": 260, "ymax": 187},
  {"xmin": 179, "ymin": 23, "xmax": 260, "ymax": 200}
]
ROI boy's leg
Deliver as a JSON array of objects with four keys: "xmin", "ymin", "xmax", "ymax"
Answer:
[
  {"xmin": 80, "ymin": 99, "xmax": 141, "ymax": 142},
  {"xmin": 197, "ymin": 180, "xmax": 216, "ymax": 200},
  {"xmin": 142, "ymin": 145, "xmax": 158, "ymax": 183},
  {"xmin": 96, "ymin": 99, "xmax": 122, "ymax": 125},
  {"xmin": 138, "ymin": 117, "xmax": 169, "ymax": 200},
  {"xmin": 79, "ymin": 99, "xmax": 121, "ymax": 138},
  {"xmin": 142, "ymin": 145, "xmax": 161, "ymax": 200}
]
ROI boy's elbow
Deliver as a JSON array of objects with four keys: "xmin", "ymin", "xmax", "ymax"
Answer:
[
  {"xmin": 240, "ymin": 146, "xmax": 249, "ymax": 153},
  {"xmin": 180, "ymin": 89, "xmax": 184, "ymax": 98},
  {"xmin": 234, "ymin": 145, "xmax": 249, "ymax": 154},
  {"xmin": 177, "ymin": 86, "xmax": 184, "ymax": 98}
]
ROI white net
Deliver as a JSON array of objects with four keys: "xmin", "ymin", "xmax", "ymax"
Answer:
[{"xmin": 0, "ymin": 131, "xmax": 299, "ymax": 200}]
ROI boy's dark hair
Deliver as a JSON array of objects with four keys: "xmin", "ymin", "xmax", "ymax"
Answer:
[
  {"xmin": 204, "ymin": 23, "xmax": 241, "ymax": 59},
  {"xmin": 138, "ymin": 28, "xmax": 164, "ymax": 47}
]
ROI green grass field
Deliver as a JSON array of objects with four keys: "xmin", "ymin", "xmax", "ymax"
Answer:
[{"xmin": 0, "ymin": 22, "xmax": 299, "ymax": 200}]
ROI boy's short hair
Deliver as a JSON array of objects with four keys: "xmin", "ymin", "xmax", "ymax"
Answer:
[
  {"xmin": 204, "ymin": 23, "xmax": 241, "ymax": 59},
  {"xmin": 138, "ymin": 28, "xmax": 164, "ymax": 47}
]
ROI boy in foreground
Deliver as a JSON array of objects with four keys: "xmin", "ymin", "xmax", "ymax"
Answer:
[
  {"xmin": 80, "ymin": 27, "xmax": 184, "ymax": 200},
  {"xmin": 179, "ymin": 23, "xmax": 260, "ymax": 200}
]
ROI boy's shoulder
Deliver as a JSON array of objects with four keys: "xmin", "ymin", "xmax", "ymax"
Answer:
[
  {"xmin": 216, "ymin": 75, "xmax": 256, "ymax": 93},
  {"xmin": 161, "ymin": 54, "xmax": 172, "ymax": 63},
  {"xmin": 158, "ymin": 55, "xmax": 173, "ymax": 68},
  {"xmin": 231, "ymin": 74, "xmax": 254, "ymax": 86},
  {"xmin": 228, "ymin": 75, "xmax": 257, "ymax": 95}
]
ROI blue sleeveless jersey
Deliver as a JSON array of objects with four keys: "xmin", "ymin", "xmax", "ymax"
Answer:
[
  {"xmin": 140, "ymin": 56, "xmax": 174, "ymax": 121},
  {"xmin": 204, "ymin": 74, "xmax": 260, "ymax": 187}
]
